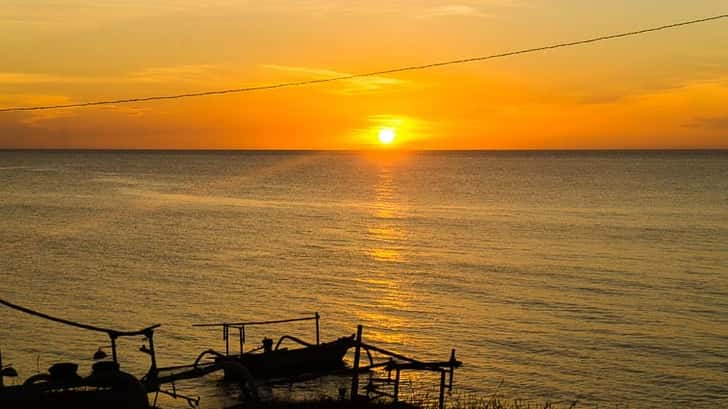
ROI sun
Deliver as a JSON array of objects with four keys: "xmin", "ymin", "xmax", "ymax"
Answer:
[{"xmin": 378, "ymin": 128, "xmax": 396, "ymax": 145}]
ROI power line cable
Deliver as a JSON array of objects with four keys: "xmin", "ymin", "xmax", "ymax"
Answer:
[{"xmin": 1, "ymin": 13, "xmax": 726, "ymax": 113}]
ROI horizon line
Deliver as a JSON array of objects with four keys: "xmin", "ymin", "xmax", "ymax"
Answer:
[{"xmin": 1, "ymin": 147, "xmax": 727, "ymax": 152}]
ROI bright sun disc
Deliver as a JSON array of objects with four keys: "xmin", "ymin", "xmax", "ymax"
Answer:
[{"xmin": 378, "ymin": 128, "xmax": 396, "ymax": 144}]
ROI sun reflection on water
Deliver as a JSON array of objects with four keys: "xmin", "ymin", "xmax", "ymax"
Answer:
[
  {"xmin": 366, "ymin": 165, "xmax": 408, "ymax": 262},
  {"xmin": 354, "ymin": 159, "xmax": 424, "ymax": 349},
  {"xmin": 353, "ymin": 310, "xmax": 411, "ymax": 345}
]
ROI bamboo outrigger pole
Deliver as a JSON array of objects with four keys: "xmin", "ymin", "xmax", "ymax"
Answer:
[
  {"xmin": 0, "ymin": 298, "xmax": 160, "ymax": 364},
  {"xmin": 193, "ymin": 313, "xmax": 321, "ymax": 356}
]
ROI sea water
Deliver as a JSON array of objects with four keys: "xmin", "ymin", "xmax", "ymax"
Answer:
[{"xmin": 1, "ymin": 150, "xmax": 726, "ymax": 408}]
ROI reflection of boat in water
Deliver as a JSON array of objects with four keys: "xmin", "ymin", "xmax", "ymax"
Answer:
[{"xmin": 193, "ymin": 314, "xmax": 354, "ymax": 380}]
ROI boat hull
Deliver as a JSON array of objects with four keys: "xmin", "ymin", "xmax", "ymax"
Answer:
[
  {"xmin": 0, "ymin": 368, "xmax": 150, "ymax": 409},
  {"xmin": 217, "ymin": 336, "xmax": 354, "ymax": 380}
]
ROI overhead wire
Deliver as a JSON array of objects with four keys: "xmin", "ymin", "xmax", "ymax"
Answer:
[{"xmin": 0, "ymin": 13, "xmax": 725, "ymax": 113}]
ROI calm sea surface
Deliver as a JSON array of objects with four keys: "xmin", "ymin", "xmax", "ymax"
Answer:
[{"xmin": 1, "ymin": 150, "xmax": 726, "ymax": 408}]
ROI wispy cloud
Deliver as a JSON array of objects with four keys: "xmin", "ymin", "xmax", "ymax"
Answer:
[
  {"xmin": 0, "ymin": 64, "xmax": 228, "ymax": 119},
  {"xmin": 262, "ymin": 64, "xmax": 407, "ymax": 95},
  {"xmin": 419, "ymin": 5, "xmax": 490, "ymax": 19},
  {"xmin": 0, "ymin": 72, "xmax": 108, "ymax": 85},
  {"xmin": 0, "ymin": 64, "xmax": 226, "ymax": 86},
  {"xmin": 0, "ymin": 93, "xmax": 71, "ymax": 108},
  {"xmin": 127, "ymin": 64, "xmax": 225, "ymax": 84},
  {"xmin": 0, "ymin": 90, "xmax": 152, "ymax": 125},
  {"xmin": 417, "ymin": 0, "xmax": 526, "ymax": 19},
  {"xmin": 0, "ymin": 1, "xmax": 221, "ymax": 25},
  {"xmin": 0, "ymin": 1, "xmax": 398, "ymax": 28},
  {"xmin": 0, "ymin": 93, "xmax": 76, "ymax": 124},
  {"xmin": 686, "ymin": 116, "xmax": 728, "ymax": 130}
]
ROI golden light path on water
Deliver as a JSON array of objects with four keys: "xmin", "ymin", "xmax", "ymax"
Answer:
[
  {"xmin": 359, "ymin": 158, "xmax": 412, "ymax": 346},
  {"xmin": 354, "ymin": 156, "xmax": 438, "ymax": 391}
]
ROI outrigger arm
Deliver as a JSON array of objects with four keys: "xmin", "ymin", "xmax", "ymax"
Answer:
[{"xmin": 0, "ymin": 298, "xmax": 160, "ymax": 367}]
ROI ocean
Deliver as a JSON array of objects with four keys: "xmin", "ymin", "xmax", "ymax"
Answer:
[{"xmin": 1, "ymin": 150, "xmax": 726, "ymax": 408}]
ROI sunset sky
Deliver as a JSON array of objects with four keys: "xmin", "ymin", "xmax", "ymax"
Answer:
[{"xmin": 1, "ymin": 1, "xmax": 726, "ymax": 149}]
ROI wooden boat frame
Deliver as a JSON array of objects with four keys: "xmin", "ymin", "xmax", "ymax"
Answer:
[
  {"xmin": 1, "ymin": 301, "xmax": 464, "ymax": 409},
  {"xmin": 192, "ymin": 313, "xmax": 355, "ymax": 380},
  {"xmin": 0, "ymin": 298, "xmax": 215, "ymax": 408}
]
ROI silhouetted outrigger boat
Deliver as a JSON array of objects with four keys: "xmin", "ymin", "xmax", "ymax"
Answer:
[
  {"xmin": 191, "ymin": 318, "xmax": 463, "ymax": 409},
  {"xmin": 0, "ymin": 299, "xmax": 162, "ymax": 408},
  {"xmin": 1, "ymin": 300, "xmax": 463, "ymax": 409},
  {"xmin": 192, "ymin": 313, "xmax": 355, "ymax": 381},
  {"xmin": 0, "ymin": 298, "xmax": 234, "ymax": 409}
]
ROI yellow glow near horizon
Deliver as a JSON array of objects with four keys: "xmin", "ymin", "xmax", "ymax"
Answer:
[{"xmin": 378, "ymin": 128, "xmax": 396, "ymax": 145}]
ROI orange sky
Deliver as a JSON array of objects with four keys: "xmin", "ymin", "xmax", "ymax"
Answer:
[{"xmin": 1, "ymin": 1, "xmax": 727, "ymax": 149}]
